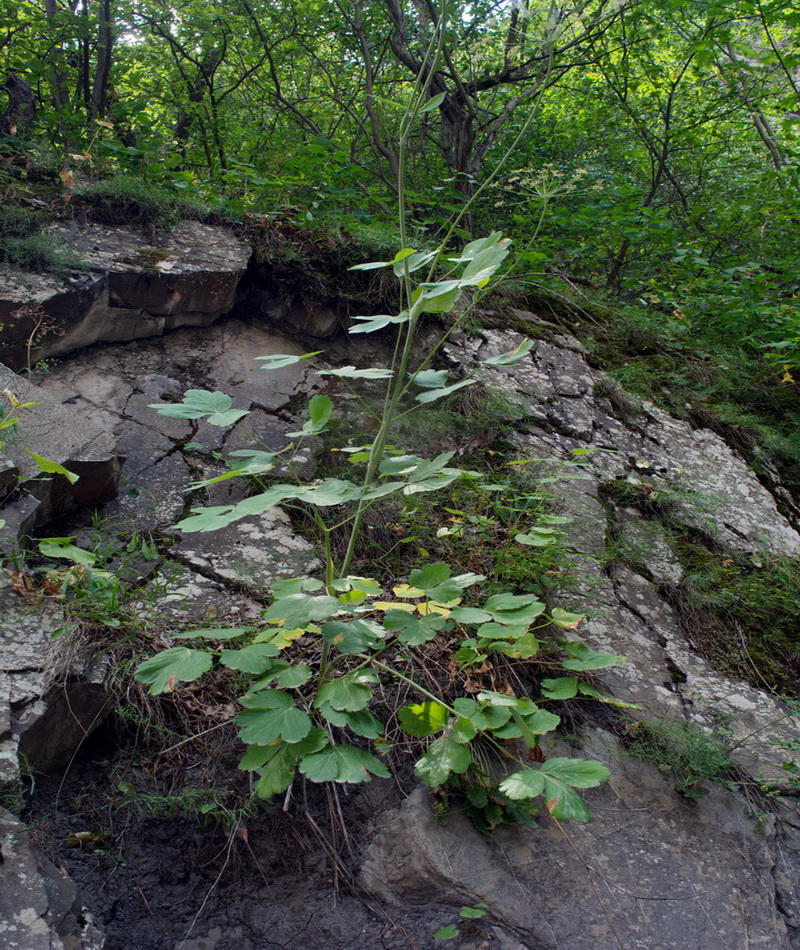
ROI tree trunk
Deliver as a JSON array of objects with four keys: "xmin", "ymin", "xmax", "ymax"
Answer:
[
  {"xmin": 1, "ymin": 74, "xmax": 36, "ymax": 135},
  {"xmin": 91, "ymin": 0, "xmax": 114, "ymax": 118}
]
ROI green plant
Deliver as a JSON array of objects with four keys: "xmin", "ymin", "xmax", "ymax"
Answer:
[
  {"xmin": 71, "ymin": 174, "xmax": 206, "ymax": 229},
  {"xmin": 132, "ymin": 31, "xmax": 620, "ymax": 828},
  {"xmin": 115, "ymin": 780, "xmax": 257, "ymax": 835},
  {"xmin": 36, "ymin": 531, "xmax": 162, "ymax": 634},
  {"xmin": 625, "ymin": 719, "xmax": 733, "ymax": 798},
  {"xmin": 0, "ymin": 231, "xmax": 84, "ymax": 276},
  {"xmin": 670, "ymin": 545, "xmax": 800, "ymax": 697},
  {"xmin": 434, "ymin": 904, "xmax": 488, "ymax": 941}
]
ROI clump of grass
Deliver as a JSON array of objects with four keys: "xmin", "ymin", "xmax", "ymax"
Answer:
[
  {"xmin": 668, "ymin": 542, "xmax": 800, "ymax": 697},
  {"xmin": 0, "ymin": 205, "xmax": 43, "ymax": 238},
  {"xmin": 0, "ymin": 231, "xmax": 84, "ymax": 275},
  {"xmin": 71, "ymin": 174, "xmax": 208, "ymax": 229},
  {"xmin": 625, "ymin": 718, "xmax": 733, "ymax": 797}
]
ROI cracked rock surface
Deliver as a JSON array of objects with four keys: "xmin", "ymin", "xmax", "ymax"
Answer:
[{"xmin": 2, "ymin": 310, "xmax": 800, "ymax": 948}]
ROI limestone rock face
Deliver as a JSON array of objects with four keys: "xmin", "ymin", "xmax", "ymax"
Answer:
[
  {"xmin": 0, "ymin": 221, "xmax": 251, "ymax": 370},
  {"xmin": 362, "ymin": 746, "xmax": 794, "ymax": 950},
  {"xmin": 0, "ymin": 578, "xmax": 110, "ymax": 785},
  {"xmin": 2, "ymin": 285, "xmax": 800, "ymax": 948},
  {"xmin": 0, "ymin": 806, "xmax": 103, "ymax": 950},
  {"xmin": 0, "ymin": 363, "xmax": 122, "ymax": 539}
]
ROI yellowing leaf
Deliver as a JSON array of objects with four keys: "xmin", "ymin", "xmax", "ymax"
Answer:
[
  {"xmin": 393, "ymin": 584, "xmax": 425, "ymax": 598},
  {"xmin": 373, "ymin": 601, "xmax": 415, "ymax": 613},
  {"xmin": 417, "ymin": 602, "xmax": 451, "ymax": 618},
  {"xmin": 256, "ymin": 626, "xmax": 306, "ymax": 649}
]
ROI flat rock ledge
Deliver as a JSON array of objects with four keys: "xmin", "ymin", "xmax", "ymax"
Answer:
[
  {"xmin": 0, "ymin": 363, "xmax": 122, "ymax": 541},
  {"xmin": 0, "ymin": 220, "xmax": 251, "ymax": 371}
]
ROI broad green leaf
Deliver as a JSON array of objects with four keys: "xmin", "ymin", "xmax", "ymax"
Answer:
[
  {"xmin": 206, "ymin": 408, "xmax": 250, "ymax": 426},
  {"xmin": 333, "ymin": 707, "xmax": 384, "ymax": 739},
  {"xmin": 450, "ymin": 606, "xmax": 492, "ymax": 624},
  {"xmin": 459, "ymin": 240, "xmax": 511, "ymax": 287},
  {"xmin": 286, "ymin": 394, "xmax": 333, "ymax": 437},
  {"xmin": 248, "ymin": 743, "xmax": 296, "ymax": 797},
  {"xmin": 316, "ymin": 365, "xmax": 393, "ymax": 379},
  {"xmin": 540, "ymin": 757, "xmax": 610, "ymax": 788},
  {"xmin": 317, "ymin": 701, "xmax": 348, "ymax": 728},
  {"xmin": 455, "ymin": 697, "xmax": 511, "ymax": 731},
  {"xmin": 415, "ymin": 379, "xmax": 476, "ymax": 404},
  {"xmin": 26, "ymin": 451, "xmax": 79, "ymax": 484},
  {"xmin": 494, "ymin": 633, "xmax": 540, "ymax": 659},
  {"xmin": 361, "ymin": 481, "xmax": 406, "ymax": 500},
  {"xmin": 495, "ymin": 707, "xmax": 560, "ymax": 740},
  {"xmin": 415, "ymin": 734, "xmax": 472, "ymax": 787},
  {"xmin": 473, "ymin": 621, "xmax": 524, "ymax": 641},
  {"xmin": 419, "ymin": 91, "xmax": 446, "ymax": 113},
  {"xmin": 236, "ymin": 690, "xmax": 312, "ymax": 744},
  {"xmin": 315, "ymin": 670, "xmax": 377, "ymax": 711},
  {"xmin": 349, "ymin": 260, "xmax": 392, "ymax": 271},
  {"xmin": 243, "ymin": 729, "xmax": 327, "ymax": 798},
  {"xmin": 394, "ymin": 250, "xmax": 437, "ymax": 274},
  {"xmin": 407, "ymin": 451, "xmax": 457, "ymax": 483},
  {"xmin": 500, "ymin": 769, "xmax": 546, "ymax": 800},
  {"xmin": 148, "ymin": 389, "xmax": 249, "ymax": 426},
  {"xmin": 434, "ymin": 926, "xmax": 459, "ymax": 940},
  {"xmin": 175, "ymin": 504, "xmax": 238, "ymax": 533},
  {"xmin": 219, "ymin": 643, "xmax": 281, "ymax": 673},
  {"xmin": 449, "ymin": 232, "xmax": 507, "ymax": 262},
  {"xmin": 263, "ymin": 594, "xmax": 340, "ymax": 627},
  {"xmin": 255, "ymin": 352, "xmax": 321, "ymax": 368},
  {"xmin": 451, "ymin": 572, "xmax": 486, "ymax": 589},
  {"xmin": 299, "ymin": 745, "xmax": 390, "ymax": 783},
  {"xmin": 404, "ymin": 472, "xmax": 462, "ymax": 495},
  {"xmin": 540, "ymin": 677, "xmax": 578, "ymax": 699},
  {"xmin": 483, "ymin": 339, "xmax": 534, "ymax": 366},
  {"xmin": 515, "ymin": 531, "xmax": 558, "ymax": 547},
  {"xmin": 452, "ymin": 716, "xmax": 478, "ymax": 742},
  {"xmin": 189, "ymin": 451, "xmax": 276, "ymax": 487},
  {"xmin": 484, "ymin": 593, "xmax": 546, "ymax": 624},
  {"xmin": 322, "ymin": 618, "xmax": 385, "ymax": 654},
  {"xmin": 300, "ymin": 478, "xmax": 363, "ymax": 506},
  {"xmin": 379, "ymin": 454, "xmax": 426, "ymax": 475},
  {"xmin": 577, "ymin": 683, "xmax": 641, "ymax": 708},
  {"xmin": 274, "ymin": 665, "xmax": 313, "ymax": 688},
  {"xmin": 135, "ymin": 647, "xmax": 213, "ymax": 694},
  {"xmin": 476, "ymin": 689, "xmax": 520, "ymax": 707},
  {"xmin": 409, "ymin": 562, "xmax": 451, "ymax": 591},
  {"xmin": 543, "ymin": 781, "xmax": 592, "ymax": 822},
  {"xmin": 331, "ymin": 576, "xmax": 382, "ymax": 595},
  {"xmin": 38, "ymin": 538, "xmax": 96, "ymax": 565},
  {"xmin": 410, "ymin": 369, "xmax": 449, "ymax": 389},
  {"xmin": 270, "ymin": 577, "xmax": 325, "ymax": 597},
  {"xmin": 560, "ymin": 641, "xmax": 625, "ymax": 671},
  {"xmin": 176, "ymin": 483, "xmax": 306, "ymax": 532},
  {"xmin": 459, "ymin": 906, "xmax": 487, "ymax": 919},
  {"xmin": 383, "ymin": 610, "xmax": 448, "ymax": 645},
  {"xmin": 398, "ymin": 701, "xmax": 449, "ymax": 737},
  {"xmin": 349, "ymin": 314, "xmax": 408, "ymax": 334},
  {"xmin": 414, "ymin": 283, "xmax": 462, "ymax": 313}
]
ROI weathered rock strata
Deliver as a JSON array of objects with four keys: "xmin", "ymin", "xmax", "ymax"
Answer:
[
  {"xmin": 0, "ymin": 221, "xmax": 251, "ymax": 371},
  {"xmin": 1, "ymin": 234, "xmax": 800, "ymax": 948}
]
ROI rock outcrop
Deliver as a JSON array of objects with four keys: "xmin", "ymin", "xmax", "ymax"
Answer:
[
  {"xmin": 2, "ymin": 233, "xmax": 800, "ymax": 948},
  {"xmin": 0, "ymin": 221, "xmax": 251, "ymax": 371},
  {"xmin": 0, "ymin": 363, "xmax": 122, "ymax": 541}
]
